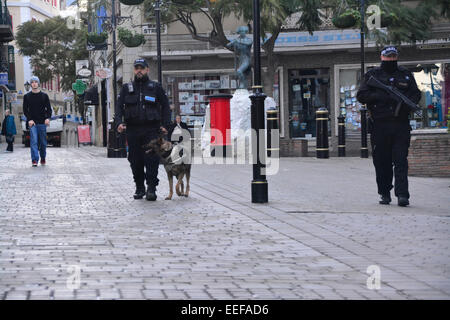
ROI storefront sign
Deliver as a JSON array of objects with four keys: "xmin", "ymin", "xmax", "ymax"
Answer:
[
  {"xmin": 0, "ymin": 73, "xmax": 8, "ymax": 86},
  {"xmin": 95, "ymin": 68, "xmax": 112, "ymax": 79},
  {"xmin": 75, "ymin": 60, "xmax": 89, "ymax": 74},
  {"xmin": 77, "ymin": 125, "xmax": 91, "ymax": 144},
  {"xmin": 77, "ymin": 68, "xmax": 92, "ymax": 77},
  {"xmin": 275, "ymin": 29, "xmax": 361, "ymax": 47}
]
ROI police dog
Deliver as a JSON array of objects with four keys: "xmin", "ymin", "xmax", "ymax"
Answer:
[{"xmin": 144, "ymin": 137, "xmax": 191, "ymax": 200}]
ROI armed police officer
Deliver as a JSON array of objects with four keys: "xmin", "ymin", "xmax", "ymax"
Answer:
[
  {"xmin": 357, "ymin": 46, "xmax": 421, "ymax": 207},
  {"xmin": 115, "ymin": 58, "xmax": 171, "ymax": 201}
]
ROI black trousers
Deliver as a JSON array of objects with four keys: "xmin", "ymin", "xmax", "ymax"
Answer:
[
  {"xmin": 6, "ymin": 135, "xmax": 14, "ymax": 151},
  {"xmin": 126, "ymin": 126, "xmax": 160, "ymax": 190},
  {"xmin": 370, "ymin": 120, "xmax": 411, "ymax": 199}
]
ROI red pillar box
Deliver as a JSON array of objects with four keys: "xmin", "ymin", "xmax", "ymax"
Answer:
[{"xmin": 207, "ymin": 94, "xmax": 232, "ymax": 156}]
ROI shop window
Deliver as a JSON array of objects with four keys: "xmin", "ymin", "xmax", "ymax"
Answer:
[
  {"xmin": 338, "ymin": 68, "xmax": 363, "ymax": 132},
  {"xmin": 405, "ymin": 63, "xmax": 449, "ymax": 129},
  {"xmin": 288, "ymin": 68, "xmax": 330, "ymax": 138},
  {"xmin": 163, "ymin": 73, "xmax": 238, "ymax": 128}
]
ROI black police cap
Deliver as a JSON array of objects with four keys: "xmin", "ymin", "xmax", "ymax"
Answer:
[{"xmin": 134, "ymin": 58, "xmax": 149, "ymax": 68}]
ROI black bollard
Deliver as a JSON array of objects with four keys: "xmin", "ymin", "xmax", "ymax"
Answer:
[
  {"xmin": 338, "ymin": 114, "xmax": 346, "ymax": 157},
  {"xmin": 316, "ymin": 108, "xmax": 329, "ymax": 159},
  {"xmin": 266, "ymin": 108, "xmax": 279, "ymax": 157},
  {"xmin": 360, "ymin": 105, "xmax": 369, "ymax": 158},
  {"xmin": 107, "ymin": 121, "xmax": 127, "ymax": 158}
]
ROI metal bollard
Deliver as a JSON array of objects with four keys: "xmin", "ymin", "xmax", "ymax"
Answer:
[
  {"xmin": 337, "ymin": 114, "xmax": 346, "ymax": 157},
  {"xmin": 266, "ymin": 108, "xmax": 279, "ymax": 157},
  {"xmin": 315, "ymin": 107, "xmax": 329, "ymax": 159},
  {"xmin": 360, "ymin": 105, "xmax": 369, "ymax": 158}
]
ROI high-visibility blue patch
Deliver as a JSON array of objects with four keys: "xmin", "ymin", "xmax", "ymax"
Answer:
[{"xmin": 145, "ymin": 96, "xmax": 156, "ymax": 102}]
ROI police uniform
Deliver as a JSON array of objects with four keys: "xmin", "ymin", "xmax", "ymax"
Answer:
[
  {"xmin": 114, "ymin": 59, "xmax": 171, "ymax": 200},
  {"xmin": 357, "ymin": 46, "xmax": 421, "ymax": 206}
]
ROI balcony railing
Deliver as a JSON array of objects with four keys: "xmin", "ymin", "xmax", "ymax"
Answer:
[{"xmin": 0, "ymin": 1, "xmax": 13, "ymax": 42}]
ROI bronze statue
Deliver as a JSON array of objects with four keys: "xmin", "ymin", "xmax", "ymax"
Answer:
[{"xmin": 226, "ymin": 26, "xmax": 252, "ymax": 89}]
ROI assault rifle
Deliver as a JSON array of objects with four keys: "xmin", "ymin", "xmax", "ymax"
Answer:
[{"xmin": 367, "ymin": 76, "xmax": 422, "ymax": 117}]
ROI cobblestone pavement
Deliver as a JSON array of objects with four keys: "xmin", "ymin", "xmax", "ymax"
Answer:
[{"xmin": 0, "ymin": 144, "xmax": 449, "ymax": 300}]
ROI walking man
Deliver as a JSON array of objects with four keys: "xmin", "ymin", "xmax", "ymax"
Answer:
[
  {"xmin": 1, "ymin": 109, "xmax": 17, "ymax": 152},
  {"xmin": 115, "ymin": 58, "xmax": 171, "ymax": 201},
  {"xmin": 23, "ymin": 76, "xmax": 52, "ymax": 167},
  {"xmin": 357, "ymin": 46, "xmax": 421, "ymax": 207}
]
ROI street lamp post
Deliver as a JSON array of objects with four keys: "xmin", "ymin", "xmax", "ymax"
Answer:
[
  {"xmin": 155, "ymin": 0, "xmax": 162, "ymax": 84},
  {"xmin": 250, "ymin": 0, "xmax": 268, "ymax": 203},
  {"xmin": 111, "ymin": 0, "xmax": 118, "ymax": 111},
  {"xmin": 360, "ymin": 0, "xmax": 369, "ymax": 158}
]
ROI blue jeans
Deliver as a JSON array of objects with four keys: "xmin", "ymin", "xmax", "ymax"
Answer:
[{"xmin": 30, "ymin": 124, "xmax": 47, "ymax": 162}]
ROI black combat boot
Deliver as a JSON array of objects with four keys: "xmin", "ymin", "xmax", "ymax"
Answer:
[
  {"xmin": 379, "ymin": 193, "xmax": 391, "ymax": 205},
  {"xmin": 133, "ymin": 185, "xmax": 146, "ymax": 199},
  {"xmin": 398, "ymin": 196, "xmax": 409, "ymax": 207},
  {"xmin": 146, "ymin": 186, "xmax": 157, "ymax": 201}
]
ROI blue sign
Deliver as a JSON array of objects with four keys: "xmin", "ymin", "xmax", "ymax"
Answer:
[
  {"xmin": 0, "ymin": 73, "xmax": 8, "ymax": 86},
  {"xmin": 274, "ymin": 30, "xmax": 361, "ymax": 47}
]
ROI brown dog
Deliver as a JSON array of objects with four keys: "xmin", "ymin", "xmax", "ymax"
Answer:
[{"xmin": 144, "ymin": 137, "xmax": 191, "ymax": 200}]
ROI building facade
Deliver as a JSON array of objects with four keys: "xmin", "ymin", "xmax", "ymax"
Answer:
[
  {"xmin": 90, "ymin": 1, "xmax": 450, "ymax": 155},
  {"xmin": 5, "ymin": 0, "xmax": 71, "ymax": 137}
]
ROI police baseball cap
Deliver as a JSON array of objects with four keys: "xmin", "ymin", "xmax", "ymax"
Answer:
[
  {"xmin": 133, "ymin": 58, "xmax": 148, "ymax": 68},
  {"xmin": 381, "ymin": 46, "xmax": 398, "ymax": 57}
]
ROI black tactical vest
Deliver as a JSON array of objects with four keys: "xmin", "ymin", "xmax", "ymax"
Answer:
[
  {"xmin": 367, "ymin": 67, "xmax": 414, "ymax": 121},
  {"xmin": 123, "ymin": 80, "xmax": 161, "ymax": 125}
]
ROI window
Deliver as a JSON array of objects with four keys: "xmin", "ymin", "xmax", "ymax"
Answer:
[
  {"xmin": 288, "ymin": 68, "xmax": 330, "ymax": 138},
  {"xmin": 405, "ymin": 63, "xmax": 449, "ymax": 129},
  {"xmin": 164, "ymin": 72, "xmax": 238, "ymax": 126},
  {"xmin": 338, "ymin": 68, "xmax": 363, "ymax": 133}
]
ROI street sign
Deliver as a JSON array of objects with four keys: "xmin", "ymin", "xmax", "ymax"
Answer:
[
  {"xmin": 0, "ymin": 73, "xmax": 8, "ymax": 86},
  {"xmin": 95, "ymin": 68, "xmax": 112, "ymax": 79}
]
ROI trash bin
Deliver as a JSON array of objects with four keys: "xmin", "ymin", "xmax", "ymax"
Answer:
[{"xmin": 107, "ymin": 123, "xmax": 127, "ymax": 158}]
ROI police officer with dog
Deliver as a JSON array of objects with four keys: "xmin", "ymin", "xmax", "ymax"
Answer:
[
  {"xmin": 357, "ymin": 46, "xmax": 421, "ymax": 207},
  {"xmin": 115, "ymin": 58, "xmax": 171, "ymax": 201}
]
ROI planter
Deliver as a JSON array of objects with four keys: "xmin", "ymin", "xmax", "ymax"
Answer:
[
  {"xmin": 118, "ymin": 28, "xmax": 146, "ymax": 47},
  {"xmin": 87, "ymin": 32, "xmax": 107, "ymax": 44},
  {"xmin": 332, "ymin": 9, "xmax": 361, "ymax": 29},
  {"xmin": 119, "ymin": 0, "xmax": 144, "ymax": 5},
  {"xmin": 121, "ymin": 36, "xmax": 145, "ymax": 47}
]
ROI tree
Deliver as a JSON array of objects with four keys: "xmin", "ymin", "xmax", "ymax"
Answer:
[{"xmin": 15, "ymin": 16, "xmax": 89, "ymax": 93}]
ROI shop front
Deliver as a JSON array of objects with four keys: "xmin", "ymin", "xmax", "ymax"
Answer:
[
  {"xmin": 334, "ymin": 59, "xmax": 450, "ymax": 136},
  {"xmin": 288, "ymin": 68, "xmax": 330, "ymax": 138}
]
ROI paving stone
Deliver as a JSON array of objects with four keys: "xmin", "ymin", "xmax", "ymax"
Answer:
[{"xmin": 0, "ymin": 146, "xmax": 448, "ymax": 300}]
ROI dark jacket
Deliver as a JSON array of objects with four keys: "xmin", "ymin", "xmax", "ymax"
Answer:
[
  {"xmin": 114, "ymin": 78, "xmax": 171, "ymax": 129},
  {"xmin": 357, "ymin": 66, "xmax": 421, "ymax": 122},
  {"xmin": 1, "ymin": 115, "xmax": 17, "ymax": 136},
  {"xmin": 23, "ymin": 91, "xmax": 52, "ymax": 126},
  {"xmin": 168, "ymin": 121, "xmax": 189, "ymax": 143}
]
